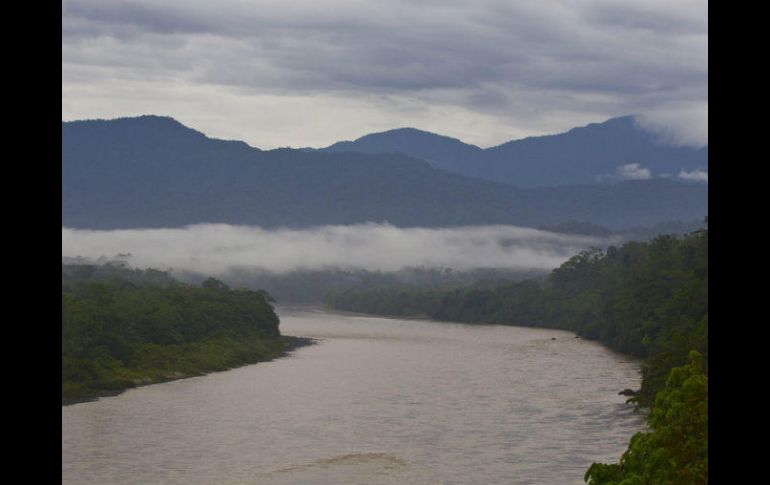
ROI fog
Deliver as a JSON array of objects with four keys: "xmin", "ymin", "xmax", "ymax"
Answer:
[{"xmin": 62, "ymin": 223, "xmax": 614, "ymax": 276}]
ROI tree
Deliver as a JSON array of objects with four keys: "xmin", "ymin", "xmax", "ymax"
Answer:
[
  {"xmin": 585, "ymin": 351, "xmax": 708, "ymax": 485},
  {"xmin": 201, "ymin": 277, "xmax": 230, "ymax": 291}
]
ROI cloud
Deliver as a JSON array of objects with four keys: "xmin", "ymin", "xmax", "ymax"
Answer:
[
  {"xmin": 635, "ymin": 100, "xmax": 708, "ymax": 147},
  {"xmin": 62, "ymin": 0, "xmax": 708, "ymax": 149},
  {"xmin": 677, "ymin": 169, "xmax": 708, "ymax": 183},
  {"xmin": 61, "ymin": 223, "xmax": 614, "ymax": 276},
  {"xmin": 616, "ymin": 163, "xmax": 651, "ymax": 180}
]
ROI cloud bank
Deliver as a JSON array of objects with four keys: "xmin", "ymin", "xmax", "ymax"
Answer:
[{"xmin": 62, "ymin": 223, "xmax": 613, "ymax": 276}]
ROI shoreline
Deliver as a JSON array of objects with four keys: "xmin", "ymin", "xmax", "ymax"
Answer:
[{"xmin": 62, "ymin": 334, "xmax": 318, "ymax": 407}]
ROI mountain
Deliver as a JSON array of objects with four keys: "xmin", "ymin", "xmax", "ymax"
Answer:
[
  {"xmin": 323, "ymin": 116, "xmax": 708, "ymax": 188},
  {"xmin": 326, "ymin": 127, "xmax": 485, "ymax": 174},
  {"xmin": 62, "ymin": 116, "xmax": 707, "ymax": 230}
]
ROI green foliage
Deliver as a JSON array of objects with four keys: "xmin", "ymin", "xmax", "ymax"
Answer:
[
  {"xmin": 62, "ymin": 261, "xmax": 179, "ymax": 289},
  {"xmin": 585, "ymin": 351, "xmax": 708, "ymax": 485},
  {"xmin": 201, "ymin": 277, "xmax": 230, "ymax": 291},
  {"xmin": 62, "ymin": 265, "xmax": 284, "ymax": 404}
]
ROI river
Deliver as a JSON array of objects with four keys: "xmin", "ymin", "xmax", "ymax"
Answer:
[{"xmin": 62, "ymin": 307, "xmax": 645, "ymax": 484}]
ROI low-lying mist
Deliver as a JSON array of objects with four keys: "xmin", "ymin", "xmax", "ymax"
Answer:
[{"xmin": 62, "ymin": 223, "xmax": 614, "ymax": 276}]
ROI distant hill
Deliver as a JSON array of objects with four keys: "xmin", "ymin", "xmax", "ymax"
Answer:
[
  {"xmin": 324, "ymin": 116, "xmax": 708, "ymax": 188},
  {"xmin": 326, "ymin": 127, "xmax": 485, "ymax": 175},
  {"xmin": 62, "ymin": 116, "xmax": 707, "ymax": 230}
]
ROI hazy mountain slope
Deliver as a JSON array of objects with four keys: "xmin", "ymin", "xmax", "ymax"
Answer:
[
  {"xmin": 481, "ymin": 116, "xmax": 708, "ymax": 187},
  {"xmin": 326, "ymin": 127, "xmax": 484, "ymax": 174},
  {"xmin": 62, "ymin": 117, "xmax": 522, "ymax": 228},
  {"xmin": 62, "ymin": 116, "xmax": 707, "ymax": 230},
  {"xmin": 324, "ymin": 116, "xmax": 708, "ymax": 187}
]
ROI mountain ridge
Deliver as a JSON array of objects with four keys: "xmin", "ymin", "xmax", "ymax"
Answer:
[
  {"xmin": 62, "ymin": 115, "xmax": 708, "ymax": 231},
  {"xmin": 322, "ymin": 115, "xmax": 708, "ymax": 187}
]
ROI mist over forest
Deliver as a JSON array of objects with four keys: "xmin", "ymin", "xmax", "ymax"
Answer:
[
  {"xmin": 63, "ymin": 223, "xmax": 607, "ymax": 302},
  {"xmin": 63, "ymin": 222, "xmax": 611, "ymax": 272}
]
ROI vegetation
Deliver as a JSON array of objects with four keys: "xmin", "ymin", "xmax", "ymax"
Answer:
[
  {"xmin": 218, "ymin": 266, "xmax": 547, "ymax": 304},
  {"xmin": 327, "ymin": 226, "xmax": 708, "ymax": 482},
  {"xmin": 585, "ymin": 351, "xmax": 707, "ymax": 485},
  {"xmin": 62, "ymin": 264, "xmax": 293, "ymax": 404}
]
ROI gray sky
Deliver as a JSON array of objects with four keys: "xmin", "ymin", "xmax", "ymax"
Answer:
[{"xmin": 62, "ymin": 0, "xmax": 707, "ymax": 149}]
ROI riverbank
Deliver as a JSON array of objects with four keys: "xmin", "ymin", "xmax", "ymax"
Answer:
[{"xmin": 62, "ymin": 335, "xmax": 318, "ymax": 406}]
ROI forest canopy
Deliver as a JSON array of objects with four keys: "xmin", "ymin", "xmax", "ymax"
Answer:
[{"xmin": 62, "ymin": 264, "xmax": 285, "ymax": 404}]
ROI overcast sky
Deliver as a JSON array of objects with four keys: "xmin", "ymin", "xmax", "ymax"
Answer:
[{"xmin": 62, "ymin": 0, "xmax": 707, "ymax": 149}]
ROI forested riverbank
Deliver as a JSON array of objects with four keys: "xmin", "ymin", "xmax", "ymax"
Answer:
[
  {"xmin": 62, "ymin": 264, "xmax": 312, "ymax": 405},
  {"xmin": 327, "ymin": 226, "xmax": 708, "ymax": 483}
]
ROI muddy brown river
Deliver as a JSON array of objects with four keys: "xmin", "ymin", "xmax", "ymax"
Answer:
[{"xmin": 62, "ymin": 307, "xmax": 645, "ymax": 484}]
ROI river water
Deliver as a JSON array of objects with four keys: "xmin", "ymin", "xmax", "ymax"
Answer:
[{"xmin": 62, "ymin": 307, "xmax": 645, "ymax": 485}]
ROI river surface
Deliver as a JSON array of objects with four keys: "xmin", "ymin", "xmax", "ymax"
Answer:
[{"xmin": 62, "ymin": 307, "xmax": 645, "ymax": 485}]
